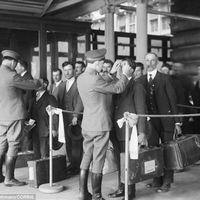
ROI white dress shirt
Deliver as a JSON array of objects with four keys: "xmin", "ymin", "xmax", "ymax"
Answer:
[
  {"xmin": 36, "ymin": 90, "xmax": 45, "ymax": 101},
  {"xmin": 147, "ymin": 68, "xmax": 157, "ymax": 82},
  {"xmin": 66, "ymin": 77, "xmax": 75, "ymax": 92},
  {"xmin": 21, "ymin": 70, "xmax": 27, "ymax": 77},
  {"xmin": 55, "ymin": 80, "xmax": 62, "ymax": 87}
]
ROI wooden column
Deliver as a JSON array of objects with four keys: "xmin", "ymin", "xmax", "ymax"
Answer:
[
  {"xmin": 50, "ymin": 33, "xmax": 58, "ymax": 70},
  {"xmin": 85, "ymin": 32, "xmax": 91, "ymax": 52},
  {"xmin": 105, "ymin": 5, "xmax": 115, "ymax": 61},
  {"xmin": 39, "ymin": 24, "xmax": 47, "ymax": 78},
  {"xmin": 136, "ymin": 0, "xmax": 147, "ymax": 62},
  {"xmin": 68, "ymin": 34, "xmax": 77, "ymax": 63}
]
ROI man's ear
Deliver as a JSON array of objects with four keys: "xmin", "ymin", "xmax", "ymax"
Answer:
[{"xmin": 44, "ymin": 82, "xmax": 48, "ymax": 88}]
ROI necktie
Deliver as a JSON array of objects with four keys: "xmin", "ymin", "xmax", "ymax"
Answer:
[{"xmin": 149, "ymin": 74, "xmax": 153, "ymax": 83}]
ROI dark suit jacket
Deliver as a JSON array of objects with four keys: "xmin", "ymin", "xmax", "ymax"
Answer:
[
  {"xmin": 49, "ymin": 81, "xmax": 63, "ymax": 98},
  {"xmin": 31, "ymin": 91, "xmax": 58, "ymax": 137},
  {"xmin": 21, "ymin": 71, "xmax": 34, "ymax": 117},
  {"xmin": 138, "ymin": 72, "xmax": 179, "ymax": 132},
  {"xmin": 56, "ymin": 79, "xmax": 83, "ymax": 125},
  {"xmin": 113, "ymin": 78, "xmax": 147, "ymax": 141}
]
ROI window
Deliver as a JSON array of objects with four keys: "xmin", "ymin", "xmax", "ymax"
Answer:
[
  {"xmin": 150, "ymin": 19, "xmax": 158, "ymax": 32},
  {"xmin": 129, "ymin": 24, "xmax": 136, "ymax": 33},
  {"xmin": 119, "ymin": 25, "xmax": 126, "ymax": 32},
  {"xmin": 162, "ymin": 17, "xmax": 170, "ymax": 31}
]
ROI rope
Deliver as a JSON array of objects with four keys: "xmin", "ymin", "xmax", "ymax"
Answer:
[
  {"xmin": 48, "ymin": 106, "xmax": 200, "ymax": 118},
  {"xmin": 177, "ymin": 104, "xmax": 200, "ymax": 110},
  {"xmin": 137, "ymin": 113, "xmax": 200, "ymax": 118}
]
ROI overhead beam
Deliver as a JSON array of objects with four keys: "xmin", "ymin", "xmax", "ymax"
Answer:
[
  {"xmin": 40, "ymin": 0, "xmax": 54, "ymax": 17},
  {"xmin": 117, "ymin": 5, "xmax": 200, "ymax": 22},
  {"xmin": 0, "ymin": 14, "xmax": 91, "ymax": 33},
  {"xmin": 45, "ymin": 0, "xmax": 85, "ymax": 14},
  {"xmin": 53, "ymin": 0, "xmax": 126, "ymax": 19},
  {"xmin": 0, "ymin": 2, "xmax": 42, "ymax": 14}
]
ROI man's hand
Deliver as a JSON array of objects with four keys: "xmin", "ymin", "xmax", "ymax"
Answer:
[
  {"xmin": 52, "ymin": 130, "xmax": 58, "ymax": 137},
  {"xmin": 72, "ymin": 116, "xmax": 78, "ymax": 126},
  {"xmin": 138, "ymin": 132, "xmax": 148, "ymax": 147},
  {"xmin": 175, "ymin": 123, "xmax": 182, "ymax": 136},
  {"xmin": 122, "ymin": 64, "xmax": 133, "ymax": 79},
  {"xmin": 110, "ymin": 60, "xmax": 122, "ymax": 74}
]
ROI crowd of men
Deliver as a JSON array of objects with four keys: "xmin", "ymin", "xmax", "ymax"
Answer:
[{"xmin": 0, "ymin": 48, "xmax": 199, "ymax": 200}]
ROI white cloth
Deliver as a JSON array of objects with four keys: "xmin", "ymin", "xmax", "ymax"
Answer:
[
  {"xmin": 46, "ymin": 106, "xmax": 65, "ymax": 143},
  {"xmin": 117, "ymin": 112, "xmax": 139, "ymax": 159}
]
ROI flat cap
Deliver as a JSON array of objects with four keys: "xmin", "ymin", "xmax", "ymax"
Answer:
[
  {"xmin": 1, "ymin": 50, "xmax": 20, "ymax": 60},
  {"xmin": 85, "ymin": 48, "xmax": 106, "ymax": 62}
]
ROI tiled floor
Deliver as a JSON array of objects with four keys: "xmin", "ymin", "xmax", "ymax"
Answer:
[{"xmin": 0, "ymin": 162, "xmax": 200, "ymax": 200}]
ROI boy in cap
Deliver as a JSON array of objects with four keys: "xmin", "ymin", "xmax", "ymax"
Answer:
[
  {"xmin": 0, "ymin": 50, "xmax": 41, "ymax": 186},
  {"xmin": 77, "ymin": 48, "xmax": 133, "ymax": 200}
]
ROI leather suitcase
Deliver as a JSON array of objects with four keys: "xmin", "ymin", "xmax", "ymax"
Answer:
[
  {"xmin": 121, "ymin": 147, "xmax": 164, "ymax": 184},
  {"xmin": 27, "ymin": 155, "xmax": 67, "ymax": 188},
  {"xmin": 163, "ymin": 134, "xmax": 200, "ymax": 170}
]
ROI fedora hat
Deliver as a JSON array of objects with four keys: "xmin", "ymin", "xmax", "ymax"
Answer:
[
  {"xmin": 68, "ymin": 120, "xmax": 82, "ymax": 140},
  {"xmin": 52, "ymin": 136, "xmax": 63, "ymax": 150}
]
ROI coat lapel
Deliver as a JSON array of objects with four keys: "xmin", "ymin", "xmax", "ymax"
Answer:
[
  {"xmin": 36, "ymin": 91, "xmax": 48, "ymax": 109},
  {"xmin": 59, "ymin": 81, "xmax": 66, "ymax": 103},
  {"xmin": 153, "ymin": 71, "xmax": 161, "ymax": 92}
]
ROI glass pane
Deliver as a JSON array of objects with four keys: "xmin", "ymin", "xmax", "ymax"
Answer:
[
  {"xmin": 58, "ymin": 41, "xmax": 68, "ymax": 52},
  {"xmin": 151, "ymin": 39, "xmax": 162, "ymax": 46},
  {"xmin": 118, "ymin": 46, "xmax": 130, "ymax": 56},
  {"xmin": 31, "ymin": 56, "xmax": 39, "ymax": 78}
]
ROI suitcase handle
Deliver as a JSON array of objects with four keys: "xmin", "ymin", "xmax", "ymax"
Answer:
[
  {"xmin": 173, "ymin": 128, "xmax": 184, "ymax": 140},
  {"xmin": 195, "ymin": 137, "xmax": 200, "ymax": 148}
]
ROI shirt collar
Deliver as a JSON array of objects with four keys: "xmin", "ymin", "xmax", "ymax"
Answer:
[
  {"xmin": 66, "ymin": 76, "xmax": 75, "ymax": 83},
  {"xmin": 21, "ymin": 70, "xmax": 27, "ymax": 77},
  {"xmin": 147, "ymin": 68, "xmax": 157, "ymax": 80},
  {"xmin": 55, "ymin": 80, "xmax": 62, "ymax": 87},
  {"xmin": 36, "ymin": 90, "xmax": 46, "ymax": 101}
]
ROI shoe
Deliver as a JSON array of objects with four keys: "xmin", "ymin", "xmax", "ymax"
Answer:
[
  {"xmin": 121, "ymin": 194, "xmax": 136, "ymax": 200},
  {"xmin": 4, "ymin": 178, "xmax": 26, "ymax": 187},
  {"xmin": 0, "ymin": 175, "xmax": 5, "ymax": 183},
  {"xmin": 67, "ymin": 168, "xmax": 80, "ymax": 176},
  {"xmin": 78, "ymin": 191, "xmax": 92, "ymax": 200},
  {"xmin": 156, "ymin": 183, "xmax": 171, "ymax": 193},
  {"xmin": 108, "ymin": 188, "xmax": 124, "ymax": 198},
  {"xmin": 146, "ymin": 182, "xmax": 162, "ymax": 188}
]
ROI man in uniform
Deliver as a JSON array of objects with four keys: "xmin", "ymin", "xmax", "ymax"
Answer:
[
  {"xmin": 0, "ymin": 50, "xmax": 40, "ymax": 186},
  {"xmin": 77, "ymin": 48, "xmax": 132, "ymax": 200}
]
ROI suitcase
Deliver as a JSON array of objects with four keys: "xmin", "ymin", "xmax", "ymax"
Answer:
[
  {"xmin": 16, "ymin": 151, "xmax": 35, "ymax": 168},
  {"xmin": 162, "ymin": 134, "xmax": 200, "ymax": 170},
  {"xmin": 121, "ymin": 146, "xmax": 164, "ymax": 184},
  {"xmin": 27, "ymin": 155, "xmax": 67, "ymax": 188}
]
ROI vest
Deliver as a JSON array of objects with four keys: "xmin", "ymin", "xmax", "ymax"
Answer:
[{"xmin": 146, "ymin": 80, "xmax": 158, "ymax": 114}]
